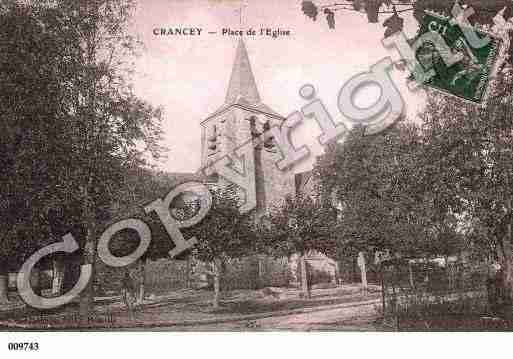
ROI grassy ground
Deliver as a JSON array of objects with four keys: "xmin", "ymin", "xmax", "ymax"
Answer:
[
  {"xmin": 382, "ymin": 290, "xmax": 513, "ymax": 331},
  {"xmin": 0, "ymin": 284, "xmax": 382, "ymax": 330},
  {"xmin": 4, "ymin": 285, "xmax": 512, "ymax": 331},
  {"xmin": 394, "ymin": 314, "xmax": 513, "ymax": 331}
]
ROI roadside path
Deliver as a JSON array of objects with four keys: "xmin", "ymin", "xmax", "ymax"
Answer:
[{"xmin": 0, "ymin": 286, "xmax": 383, "ymax": 330}]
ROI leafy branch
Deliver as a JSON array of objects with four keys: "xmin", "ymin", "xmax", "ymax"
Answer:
[{"xmin": 301, "ymin": 0, "xmax": 513, "ymax": 36}]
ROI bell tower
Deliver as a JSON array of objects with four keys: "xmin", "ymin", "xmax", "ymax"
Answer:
[{"xmin": 200, "ymin": 38, "xmax": 295, "ymax": 214}]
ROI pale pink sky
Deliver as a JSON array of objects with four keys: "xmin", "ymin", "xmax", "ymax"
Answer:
[{"xmin": 130, "ymin": 0, "xmax": 425, "ymax": 173}]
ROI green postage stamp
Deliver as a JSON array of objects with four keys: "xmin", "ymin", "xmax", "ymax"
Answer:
[{"xmin": 412, "ymin": 11, "xmax": 502, "ymax": 104}]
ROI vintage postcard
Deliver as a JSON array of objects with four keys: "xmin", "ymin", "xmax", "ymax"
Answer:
[{"xmin": 1, "ymin": 0, "xmax": 513, "ymax": 356}]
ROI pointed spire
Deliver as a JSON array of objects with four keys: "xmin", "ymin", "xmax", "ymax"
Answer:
[{"xmin": 225, "ymin": 38, "xmax": 261, "ymax": 105}]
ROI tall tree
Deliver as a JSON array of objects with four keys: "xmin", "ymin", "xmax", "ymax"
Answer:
[
  {"xmin": 260, "ymin": 194, "xmax": 337, "ymax": 298},
  {"xmin": 186, "ymin": 186, "xmax": 256, "ymax": 309},
  {"xmin": 418, "ymin": 63, "xmax": 513, "ymax": 301},
  {"xmin": 45, "ymin": 0, "xmax": 165, "ymax": 319},
  {"xmin": 0, "ymin": 1, "xmax": 165, "ymax": 318},
  {"xmin": 0, "ymin": 2, "xmax": 87, "ymax": 302},
  {"xmin": 102, "ymin": 169, "xmax": 192, "ymax": 302},
  {"xmin": 314, "ymin": 123, "xmax": 464, "ymax": 262}
]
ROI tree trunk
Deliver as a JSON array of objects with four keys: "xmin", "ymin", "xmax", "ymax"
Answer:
[
  {"xmin": 257, "ymin": 255, "xmax": 264, "ymax": 289},
  {"xmin": 358, "ymin": 252, "xmax": 368, "ymax": 293},
  {"xmin": 79, "ymin": 215, "xmax": 96, "ymax": 322},
  {"xmin": 137, "ymin": 258, "xmax": 146, "ymax": 304},
  {"xmin": 299, "ymin": 254, "xmax": 310, "ymax": 299},
  {"xmin": 51, "ymin": 258, "xmax": 65, "ymax": 297},
  {"xmin": 352, "ymin": 256, "xmax": 358, "ymax": 282},
  {"xmin": 0, "ymin": 270, "xmax": 9, "ymax": 304},
  {"xmin": 186, "ymin": 256, "xmax": 191, "ymax": 289},
  {"xmin": 408, "ymin": 263, "xmax": 415, "ymax": 289},
  {"xmin": 502, "ymin": 220, "xmax": 513, "ymax": 306},
  {"xmin": 31, "ymin": 267, "xmax": 41, "ymax": 296},
  {"xmin": 444, "ymin": 255, "xmax": 452, "ymax": 291},
  {"xmin": 79, "ymin": 1, "xmax": 100, "ymax": 324},
  {"xmin": 79, "ymin": 258, "xmax": 95, "ymax": 323},
  {"xmin": 212, "ymin": 258, "xmax": 222, "ymax": 309}
]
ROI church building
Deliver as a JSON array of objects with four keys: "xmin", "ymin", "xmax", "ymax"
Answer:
[
  {"xmin": 193, "ymin": 38, "xmax": 339, "ymax": 289},
  {"xmin": 90, "ymin": 39, "xmax": 340, "ymax": 295}
]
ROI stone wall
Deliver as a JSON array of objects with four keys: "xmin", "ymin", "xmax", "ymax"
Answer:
[
  {"xmin": 145, "ymin": 255, "xmax": 292, "ymax": 293},
  {"xmin": 222, "ymin": 255, "xmax": 292, "ymax": 290},
  {"xmin": 95, "ymin": 258, "xmax": 189, "ymax": 296},
  {"xmin": 144, "ymin": 259, "xmax": 189, "ymax": 294}
]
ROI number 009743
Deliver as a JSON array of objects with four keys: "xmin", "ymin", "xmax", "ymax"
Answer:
[{"xmin": 8, "ymin": 342, "xmax": 39, "ymax": 351}]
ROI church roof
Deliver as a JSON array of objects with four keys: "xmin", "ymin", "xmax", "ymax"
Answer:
[
  {"xmin": 203, "ymin": 100, "xmax": 283, "ymax": 123},
  {"xmin": 225, "ymin": 38, "xmax": 261, "ymax": 105},
  {"xmin": 203, "ymin": 38, "xmax": 284, "ymax": 124}
]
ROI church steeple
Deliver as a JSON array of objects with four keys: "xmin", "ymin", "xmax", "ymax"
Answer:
[{"xmin": 225, "ymin": 38, "xmax": 261, "ymax": 105}]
